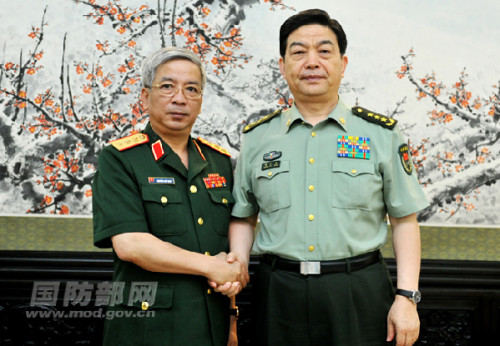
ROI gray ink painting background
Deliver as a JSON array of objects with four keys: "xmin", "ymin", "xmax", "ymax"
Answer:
[{"xmin": 0, "ymin": 0, "xmax": 499, "ymax": 225}]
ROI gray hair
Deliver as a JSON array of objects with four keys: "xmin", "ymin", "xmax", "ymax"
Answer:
[{"xmin": 141, "ymin": 47, "xmax": 206, "ymax": 90}]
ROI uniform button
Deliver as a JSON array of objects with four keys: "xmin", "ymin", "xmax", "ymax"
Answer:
[
  {"xmin": 308, "ymin": 245, "xmax": 315, "ymax": 252},
  {"xmin": 190, "ymin": 185, "xmax": 197, "ymax": 193},
  {"xmin": 340, "ymin": 117, "xmax": 346, "ymax": 125},
  {"xmin": 308, "ymin": 185, "xmax": 315, "ymax": 192},
  {"xmin": 308, "ymin": 214, "xmax": 315, "ymax": 221},
  {"xmin": 309, "ymin": 158, "xmax": 315, "ymax": 164},
  {"xmin": 141, "ymin": 302, "xmax": 149, "ymax": 311},
  {"xmin": 160, "ymin": 196, "xmax": 168, "ymax": 204},
  {"xmin": 268, "ymin": 171, "xmax": 273, "ymax": 177},
  {"xmin": 207, "ymin": 288, "xmax": 212, "ymax": 295},
  {"xmin": 222, "ymin": 198, "xmax": 228, "ymax": 204},
  {"xmin": 204, "ymin": 251, "xmax": 210, "ymax": 256},
  {"xmin": 351, "ymin": 169, "xmax": 357, "ymax": 174},
  {"xmin": 198, "ymin": 218, "xmax": 204, "ymax": 225},
  {"xmin": 311, "ymin": 132, "xmax": 316, "ymax": 137}
]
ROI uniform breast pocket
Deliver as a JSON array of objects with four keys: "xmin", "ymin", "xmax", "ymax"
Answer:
[
  {"xmin": 207, "ymin": 189, "xmax": 235, "ymax": 236},
  {"xmin": 252, "ymin": 161, "xmax": 291, "ymax": 213},
  {"xmin": 141, "ymin": 185, "xmax": 187, "ymax": 236},
  {"xmin": 332, "ymin": 161, "xmax": 375, "ymax": 210}
]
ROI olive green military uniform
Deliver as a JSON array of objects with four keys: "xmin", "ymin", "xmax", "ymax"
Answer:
[
  {"xmin": 232, "ymin": 98, "xmax": 429, "ymax": 345},
  {"xmin": 93, "ymin": 123, "xmax": 234, "ymax": 346}
]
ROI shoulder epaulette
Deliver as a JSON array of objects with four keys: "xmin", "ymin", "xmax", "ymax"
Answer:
[
  {"xmin": 352, "ymin": 106, "xmax": 397, "ymax": 130},
  {"xmin": 197, "ymin": 137, "xmax": 231, "ymax": 157},
  {"xmin": 243, "ymin": 109, "xmax": 282, "ymax": 133},
  {"xmin": 110, "ymin": 133, "xmax": 149, "ymax": 151}
]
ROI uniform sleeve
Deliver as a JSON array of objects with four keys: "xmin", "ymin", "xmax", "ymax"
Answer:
[
  {"xmin": 231, "ymin": 134, "xmax": 259, "ymax": 218},
  {"xmin": 383, "ymin": 126, "xmax": 430, "ymax": 218},
  {"xmin": 92, "ymin": 146, "xmax": 149, "ymax": 248}
]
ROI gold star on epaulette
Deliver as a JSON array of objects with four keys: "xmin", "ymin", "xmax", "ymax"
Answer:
[
  {"xmin": 197, "ymin": 137, "xmax": 231, "ymax": 157},
  {"xmin": 110, "ymin": 133, "xmax": 149, "ymax": 151},
  {"xmin": 352, "ymin": 106, "xmax": 397, "ymax": 130},
  {"xmin": 243, "ymin": 109, "xmax": 282, "ymax": 133}
]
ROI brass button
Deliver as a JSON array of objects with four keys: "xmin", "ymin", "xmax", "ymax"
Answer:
[
  {"xmin": 340, "ymin": 117, "xmax": 346, "ymax": 125},
  {"xmin": 141, "ymin": 302, "xmax": 149, "ymax": 311},
  {"xmin": 207, "ymin": 288, "xmax": 212, "ymax": 295},
  {"xmin": 190, "ymin": 185, "xmax": 197, "ymax": 193},
  {"xmin": 198, "ymin": 217, "xmax": 204, "ymax": 225},
  {"xmin": 268, "ymin": 171, "xmax": 273, "ymax": 177},
  {"xmin": 308, "ymin": 245, "xmax": 315, "ymax": 252},
  {"xmin": 309, "ymin": 158, "xmax": 315, "ymax": 164},
  {"xmin": 160, "ymin": 196, "xmax": 168, "ymax": 204},
  {"xmin": 351, "ymin": 169, "xmax": 357, "ymax": 174},
  {"xmin": 308, "ymin": 214, "xmax": 315, "ymax": 221},
  {"xmin": 311, "ymin": 132, "xmax": 316, "ymax": 137},
  {"xmin": 204, "ymin": 251, "xmax": 210, "ymax": 256},
  {"xmin": 222, "ymin": 198, "xmax": 228, "ymax": 204},
  {"xmin": 308, "ymin": 185, "xmax": 315, "ymax": 192}
]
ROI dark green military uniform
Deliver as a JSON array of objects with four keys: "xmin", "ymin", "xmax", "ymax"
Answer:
[{"xmin": 93, "ymin": 123, "xmax": 234, "ymax": 346}]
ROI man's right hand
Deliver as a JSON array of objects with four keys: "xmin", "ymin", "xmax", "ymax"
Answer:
[
  {"xmin": 207, "ymin": 252, "xmax": 249, "ymax": 297},
  {"xmin": 206, "ymin": 252, "xmax": 249, "ymax": 287}
]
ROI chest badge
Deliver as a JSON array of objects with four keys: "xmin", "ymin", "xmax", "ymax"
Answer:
[
  {"xmin": 263, "ymin": 151, "xmax": 282, "ymax": 161},
  {"xmin": 203, "ymin": 173, "xmax": 227, "ymax": 189},
  {"xmin": 398, "ymin": 144, "xmax": 413, "ymax": 175},
  {"xmin": 148, "ymin": 177, "xmax": 175, "ymax": 184},
  {"xmin": 337, "ymin": 135, "xmax": 370, "ymax": 159}
]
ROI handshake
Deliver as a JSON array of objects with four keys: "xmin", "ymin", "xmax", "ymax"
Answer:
[{"xmin": 206, "ymin": 252, "xmax": 250, "ymax": 297}]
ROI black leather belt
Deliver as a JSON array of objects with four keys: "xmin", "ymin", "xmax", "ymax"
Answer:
[{"xmin": 261, "ymin": 250, "xmax": 381, "ymax": 275}]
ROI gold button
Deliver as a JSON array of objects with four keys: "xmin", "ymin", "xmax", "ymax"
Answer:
[
  {"xmin": 207, "ymin": 288, "xmax": 212, "ymax": 294},
  {"xmin": 204, "ymin": 251, "xmax": 210, "ymax": 256},
  {"xmin": 351, "ymin": 169, "xmax": 357, "ymax": 174},
  {"xmin": 340, "ymin": 117, "xmax": 346, "ymax": 125},
  {"xmin": 308, "ymin": 214, "xmax": 315, "ymax": 221},
  {"xmin": 222, "ymin": 198, "xmax": 228, "ymax": 204},
  {"xmin": 160, "ymin": 196, "xmax": 168, "ymax": 204},
  {"xmin": 141, "ymin": 302, "xmax": 149, "ymax": 311},
  {"xmin": 311, "ymin": 132, "xmax": 316, "ymax": 137},
  {"xmin": 308, "ymin": 245, "xmax": 315, "ymax": 252},
  {"xmin": 309, "ymin": 158, "xmax": 315, "ymax": 164},
  {"xmin": 308, "ymin": 185, "xmax": 315, "ymax": 192},
  {"xmin": 190, "ymin": 185, "xmax": 197, "ymax": 193},
  {"xmin": 268, "ymin": 171, "xmax": 273, "ymax": 176},
  {"xmin": 198, "ymin": 217, "xmax": 204, "ymax": 225}
]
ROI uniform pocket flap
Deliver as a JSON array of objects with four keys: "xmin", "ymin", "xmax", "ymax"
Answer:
[
  {"xmin": 207, "ymin": 189, "xmax": 235, "ymax": 206},
  {"xmin": 141, "ymin": 185, "xmax": 182, "ymax": 204},
  {"xmin": 124, "ymin": 285, "xmax": 173, "ymax": 310},
  {"xmin": 332, "ymin": 161, "xmax": 374, "ymax": 177},
  {"xmin": 255, "ymin": 160, "xmax": 290, "ymax": 180}
]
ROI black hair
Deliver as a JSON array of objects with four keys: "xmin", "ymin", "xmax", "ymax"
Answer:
[{"xmin": 279, "ymin": 8, "xmax": 348, "ymax": 58}]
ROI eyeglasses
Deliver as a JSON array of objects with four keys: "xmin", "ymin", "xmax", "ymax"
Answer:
[{"xmin": 150, "ymin": 82, "xmax": 203, "ymax": 100}]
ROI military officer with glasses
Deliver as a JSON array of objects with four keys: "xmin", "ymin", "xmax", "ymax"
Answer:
[{"xmin": 93, "ymin": 46, "xmax": 248, "ymax": 346}]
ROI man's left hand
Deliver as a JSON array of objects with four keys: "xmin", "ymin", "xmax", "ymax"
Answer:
[{"xmin": 386, "ymin": 295, "xmax": 420, "ymax": 345}]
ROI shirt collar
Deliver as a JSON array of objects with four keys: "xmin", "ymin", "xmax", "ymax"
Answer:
[{"xmin": 282, "ymin": 96, "xmax": 350, "ymax": 133}]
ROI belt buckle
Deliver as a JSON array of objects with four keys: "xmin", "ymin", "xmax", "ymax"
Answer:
[{"xmin": 300, "ymin": 261, "xmax": 321, "ymax": 275}]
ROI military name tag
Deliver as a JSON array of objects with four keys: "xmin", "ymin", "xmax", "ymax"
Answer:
[
  {"xmin": 337, "ymin": 135, "xmax": 370, "ymax": 159},
  {"xmin": 398, "ymin": 144, "xmax": 413, "ymax": 175},
  {"xmin": 148, "ymin": 177, "xmax": 175, "ymax": 184},
  {"xmin": 262, "ymin": 161, "xmax": 281, "ymax": 170}
]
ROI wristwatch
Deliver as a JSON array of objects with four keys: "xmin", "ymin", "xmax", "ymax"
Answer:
[
  {"xmin": 396, "ymin": 289, "xmax": 421, "ymax": 304},
  {"xmin": 230, "ymin": 306, "xmax": 239, "ymax": 319}
]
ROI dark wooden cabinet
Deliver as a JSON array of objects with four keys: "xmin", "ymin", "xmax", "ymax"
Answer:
[{"xmin": 1, "ymin": 251, "xmax": 499, "ymax": 345}]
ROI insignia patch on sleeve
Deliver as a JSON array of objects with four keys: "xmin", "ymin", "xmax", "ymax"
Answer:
[
  {"xmin": 398, "ymin": 144, "xmax": 413, "ymax": 175},
  {"xmin": 352, "ymin": 106, "xmax": 397, "ymax": 130},
  {"xmin": 110, "ymin": 133, "xmax": 149, "ymax": 151}
]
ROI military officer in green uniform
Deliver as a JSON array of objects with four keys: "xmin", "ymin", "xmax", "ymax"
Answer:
[
  {"xmin": 92, "ymin": 47, "xmax": 247, "ymax": 346},
  {"xmin": 220, "ymin": 9, "xmax": 430, "ymax": 346}
]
